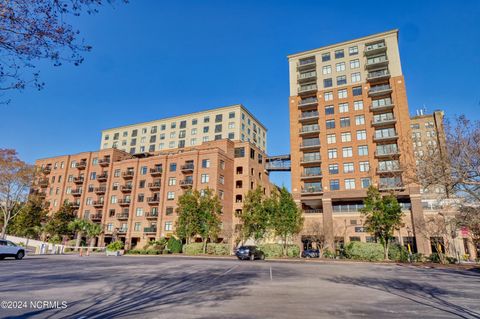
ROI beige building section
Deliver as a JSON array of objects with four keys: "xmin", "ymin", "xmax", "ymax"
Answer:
[
  {"xmin": 33, "ymin": 140, "xmax": 273, "ymax": 250},
  {"xmin": 100, "ymin": 104, "xmax": 268, "ymax": 154}
]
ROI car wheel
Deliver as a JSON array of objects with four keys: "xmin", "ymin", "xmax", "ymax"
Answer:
[
  {"xmin": 15, "ymin": 251, "xmax": 25, "ymax": 260},
  {"xmin": 0, "ymin": 256, "xmax": 5, "ymax": 260},
  {"xmin": 250, "ymin": 254, "xmax": 255, "ymax": 261}
]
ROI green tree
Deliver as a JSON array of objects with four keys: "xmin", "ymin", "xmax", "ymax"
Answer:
[
  {"xmin": 176, "ymin": 190, "xmax": 201, "ymax": 244},
  {"xmin": 360, "ymin": 186, "xmax": 404, "ymax": 260},
  {"xmin": 44, "ymin": 203, "xmax": 76, "ymax": 242},
  {"xmin": 85, "ymin": 222, "xmax": 103, "ymax": 252},
  {"xmin": 197, "ymin": 188, "xmax": 222, "ymax": 253},
  {"xmin": 7, "ymin": 197, "xmax": 48, "ymax": 240},
  {"xmin": 269, "ymin": 187, "xmax": 304, "ymax": 257},
  {"xmin": 68, "ymin": 218, "xmax": 91, "ymax": 250},
  {"xmin": 239, "ymin": 186, "xmax": 270, "ymax": 243}
]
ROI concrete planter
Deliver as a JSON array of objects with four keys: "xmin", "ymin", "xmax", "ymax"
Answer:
[{"xmin": 106, "ymin": 250, "xmax": 123, "ymax": 256}]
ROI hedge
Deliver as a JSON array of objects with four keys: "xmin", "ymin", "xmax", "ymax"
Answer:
[
  {"xmin": 167, "ymin": 237, "xmax": 183, "ymax": 253},
  {"xmin": 126, "ymin": 249, "xmax": 161, "ymax": 255},
  {"xmin": 206, "ymin": 243, "xmax": 230, "ymax": 256},
  {"xmin": 344, "ymin": 242, "xmax": 410, "ymax": 261},
  {"xmin": 183, "ymin": 243, "xmax": 204, "ymax": 255},
  {"xmin": 258, "ymin": 244, "xmax": 300, "ymax": 258}
]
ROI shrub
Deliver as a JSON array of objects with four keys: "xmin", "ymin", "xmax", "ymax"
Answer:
[
  {"xmin": 411, "ymin": 253, "xmax": 426, "ymax": 263},
  {"xmin": 344, "ymin": 242, "xmax": 384, "ymax": 261},
  {"xmin": 206, "ymin": 243, "xmax": 230, "ymax": 255},
  {"xmin": 162, "ymin": 248, "xmax": 169, "ymax": 255},
  {"xmin": 446, "ymin": 256, "xmax": 458, "ymax": 264},
  {"xmin": 107, "ymin": 241, "xmax": 124, "ymax": 252},
  {"xmin": 258, "ymin": 244, "xmax": 300, "ymax": 258},
  {"xmin": 167, "ymin": 237, "xmax": 183, "ymax": 254},
  {"xmin": 428, "ymin": 253, "xmax": 441, "ymax": 263},
  {"xmin": 323, "ymin": 249, "xmax": 335, "ymax": 259},
  {"xmin": 64, "ymin": 239, "xmax": 77, "ymax": 252},
  {"xmin": 388, "ymin": 244, "xmax": 409, "ymax": 262},
  {"xmin": 48, "ymin": 235, "xmax": 62, "ymax": 244},
  {"xmin": 146, "ymin": 249, "xmax": 160, "ymax": 255},
  {"xmin": 183, "ymin": 243, "xmax": 204, "ymax": 255}
]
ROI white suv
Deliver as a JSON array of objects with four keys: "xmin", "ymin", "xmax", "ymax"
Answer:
[{"xmin": 0, "ymin": 239, "xmax": 26, "ymax": 260}]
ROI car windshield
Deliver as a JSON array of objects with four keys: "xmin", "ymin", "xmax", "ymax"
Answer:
[{"xmin": 7, "ymin": 241, "xmax": 17, "ymax": 246}]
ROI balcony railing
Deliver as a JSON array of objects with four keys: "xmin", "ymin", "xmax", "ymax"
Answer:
[
  {"xmin": 73, "ymin": 177, "xmax": 84, "ymax": 184},
  {"xmin": 372, "ymin": 115, "xmax": 396, "ymax": 126},
  {"xmin": 299, "ymin": 111, "xmax": 319, "ymax": 122},
  {"xmin": 365, "ymin": 56, "xmax": 389, "ymax": 69},
  {"xmin": 180, "ymin": 179, "xmax": 194, "ymax": 188},
  {"xmin": 364, "ymin": 42, "xmax": 387, "ymax": 55},
  {"xmin": 90, "ymin": 214, "xmax": 102, "ymax": 221},
  {"xmin": 97, "ymin": 173, "xmax": 108, "ymax": 181},
  {"xmin": 95, "ymin": 186, "xmax": 106, "ymax": 194},
  {"xmin": 116, "ymin": 213, "xmax": 129, "ymax": 220},
  {"xmin": 71, "ymin": 189, "xmax": 82, "ymax": 196},
  {"xmin": 298, "ymin": 71, "xmax": 317, "ymax": 82},
  {"xmin": 120, "ymin": 185, "xmax": 132, "ymax": 193},
  {"xmin": 42, "ymin": 166, "xmax": 52, "ymax": 174},
  {"xmin": 181, "ymin": 164, "xmax": 194, "ymax": 173},
  {"xmin": 147, "ymin": 197, "xmax": 160, "ymax": 204},
  {"xmin": 299, "ymin": 125, "xmax": 320, "ymax": 135},
  {"xmin": 75, "ymin": 161, "xmax": 87, "ymax": 170},
  {"xmin": 377, "ymin": 167, "xmax": 403, "ymax": 174},
  {"xmin": 148, "ymin": 182, "xmax": 161, "ymax": 190},
  {"xmin": 118, "ymin": 199, "xmax": 131, "ymax": 206},
  {"xmin": 70, "ymin": 202, "xmax": 80, "ymax": 209},
  {"xmin": 117, "ymin": 228, "xmax": 127, "ymax": 234},
  {"xmin": 298, "ymin": 97, "xmax": 318, "ymax": 108},
  {"xmin": 298, "ymin": 83, "xmax": 318, "ymax": 95},
  {"xmin": 297, "ymin": 58, "xmax": 316, "ymax": 70},
  {"xmin": 301, "ymin": 154, "xmax": 321, "ymax": 164},
  {"xmin": 304, "ymin": 209, "xmax": 323, "ymax": 214},
  {"xmin": 374, "ymin": 134, "xmax": 398, "ymax": 142},
  {"xmin": 301, "ymin": 186, "xmax": 323, "ymax": 195},
  {"xmin": 122, "ymin": 171, "xmax": 134, "ymax": 179},
  {"xmin": 375, "ymin": 149, "xmax": 400, "ymax": 158},
  {"xmin": 368, "ymin": 84, "xmax": 392, "ymax": 97},
  {"xmin": 146, "ymin": 212, "xmax": 159, "ymax": 219},
  {"xmin": 300, "ymin": 140, "xmax": 320, "ymax": 149},
  {"xmin": 144, "ymin": 227, "xmax": 157, "ymax": 234},
  {"xmin": 98, "ymin": 158, "xmax": 110, "ymax": 167},
  {"xmin": 93, "ymin": 201, "xmax": 104, "ymax": 208},
  {"xmin": 379, "ymin": 184, "xmax": 405, "ymax": 191},
  {"xmin": 367, "ymin": 69, "xmax": 390, "ymax": 82},
  {"xmin": 38, "ymin": 178, "xmax": 49, "ymax": 188},
  {"xmin": 301, "ymin": 171, "xmax": 322, "ymax": 179},
  {"xmin": 150, "ymin": 167, "xmax": 163, "ymax": 176}
]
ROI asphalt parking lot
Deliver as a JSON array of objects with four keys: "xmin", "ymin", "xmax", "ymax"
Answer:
[{"xmin": 0, "ymin": 255, "xmax": 479, "ymax": 319}]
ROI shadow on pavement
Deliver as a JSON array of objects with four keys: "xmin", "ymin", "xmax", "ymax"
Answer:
[{"xmin": 328, "ymin": 276, "xmax": 480, "ymax": 319}]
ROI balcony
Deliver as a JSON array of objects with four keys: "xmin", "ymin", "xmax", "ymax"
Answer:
[
  {"xmin": 181, "ymin": 164, "xmax": 194, "ymax": 173},
  {"xmin": 368, "ymin": 84, "xmax": 392, "ymax": 97},
  {"xmin": 117, "ymin": 228, "xmax": 127, "ymax": 235},
  {"xmin": 122, "ymin": 171, "xmax": 134, "ymax": 179},
  {"xmin": 374, "ymin": 150, "xmax": 400, "ymax": 158},
  {"xmin": 95, "ymin": 186, "xmax": 106, "ymax": 195},
  {"xmin": 300, "ymin": 155, "xmax": 321, "ymax": 165},
  {"xmin": 298, "ymin": 97, "xmax": 318, "ymax": 109},
  {"xmin": 116, "ymin": 213, "xmax": 129, "ymax": 220},
  {"xmin": 147, "ymin": 197, "xmax": 160, "ymax": 205},
  {"xmin": 377, "ymin": 167, "xmax": 403, "ymax": 174},
  {"xmin": 99, "ymin": 158, "xmax": 110, "ymax": 167},
  {"xmin": 298, "ymin": 83, "xmax": 318, "ymax": 95},
  {"xmin": 365, "ymin": 56, "xmax": 389, "ymax": 69},
  {"xmin": 42, "ymin": 166, "xmax": 52, "ymax": 175},
  {"xmin": 31, "ymin": 190, "xmax": 46, "ymax": 198},
  {"xmin": 71, "ymin": 189, "xmax": 82, "ymax": 197},
  {"xmin": 299, "ymin": 111, "xmax": 319, "ymax": 123},
  {"xmin": 144, "ymin": 226, "xmax": 157, "ymax": 234},
  {"xmin": 301, "ymin": 171, "xmax": 323, "ymax": 180},
  {"xmin": 299, "ymin": 140, "xmax": 320, "ymax": 151},
  {"xmin": 148, "ymin": 182, "xmax": 161, "ymax": 191},
  {"xmin": 150, "ymin": 167, "xmax": 163, "ymax": 177},
  {"xmin": 299, "ymin": 125, "xmax": 320, "ymax": 136},
  {"xmin": 71, "ymin": 202, "xmax": 80, "ymax": 209},
  {"xmin": 180, "ymin": 179, "xmax": 194, "ymax": 188},
  {"xmin": 297, "ymin": 58, "xmax": 316, "ymax": 71},
  {"xmin": 120, "ymin": 185, "xmax": 132, "ymax": 193},
  {"xmin": 75, "ymin": 161, "xmax": 87, "ymax": 170},
  {"xmin": 73, "ymin": 177, "xmax": 84, "ymax": 184},
  {"xmin": 93, "ymin": 200, "xmax": 104, "ymax": 208},
  {"xmin": 298, "ymin": 71, "xmax": 317, "ymax": 83},
  {"xmin": 364, "ymin": 42, "xmax": 387, "ymax": 56},
  {"xmin": 97, "ymin": 172, "xmax": 108, "ymax": 182},
  {"xmin": 38, "ymin": 178, "xmax": 49, "ymax": 188},
  {"xmin": 373, "ymin": 134, "xmax": 399, "ymax": 142},
  {"xmin": 90, "ymin": 213, "xmax": 102, "ymax": 222},
  {"xmin": 301, "ymin": 186, "xmax": 323, "ymax": 196},
  {"xmin": 118, "ymin": 199, "xmax": 131, "ymax": 206},
  {"xmin": 367, "ymin": 69, "xmax": 390, "ymax": 83},
  {"xmin": 372, "ymin": 116, "xmax": 396, "ymax": 127},
  {"xmin": 146, "ymin": 212, "xmax": 159, "ymax": 219},
  {"xmin": 304, "ymin": 209, "xmax": 323, "ymax": 214},
  {"xmin": 379, "ymin": 184, "xmax": 405, "ymax": 191},
  {"xmin": 370, "ymin": 102, "xmax": 395, "ymax": 112}
]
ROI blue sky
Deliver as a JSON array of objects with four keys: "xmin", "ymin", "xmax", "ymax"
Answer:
[{"xmin": 1, "ymin": 0, "xmax": 479, "ymax": 189}]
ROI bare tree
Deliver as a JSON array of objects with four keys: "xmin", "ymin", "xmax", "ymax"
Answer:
[
  {"xmin": 0, "ymin": 0, "xmax": 126, "ymax": 103},
  {"xmin": 303, "ymin": 221, "xmax": 327, "ymax": 255},
  {"xmin": 0, "ymin": 149, "xmax": 34, "ymax": 238}
]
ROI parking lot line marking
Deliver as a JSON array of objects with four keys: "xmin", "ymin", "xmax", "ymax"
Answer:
[
  {"xmin": 270, "ymin": 266, "xmax": 273, "ymax": 281},
  {"xmin": 222, "ymin": 265, "xmax": 239, "ymax": 276}
]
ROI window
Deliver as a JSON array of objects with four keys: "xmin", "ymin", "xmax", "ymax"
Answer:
[
  {"xmin": 354, "ymin": 100, "xmax": 364, "ymax": 110},
  {"xmin": 341, "ymin": 132, "xmax": 352, "ymax": 142},
  {"xmin": 201, "ymin": 174, "xmax": 209, "ymax": 184},
  {"xmin": 336, "ymin": 75, "xmax": 347, "ymax": 85},
  {"xmin": 359, "ymin": 161, "xmax": 370, "ymax": 172},
  {"xmin": 215, "ymin": 124, "xmax": 222, "ymax": 133},
  {"xmin": 166, "ymin": 207, "xmax": 174, "ymax": 215},
  {"xmin": 336, "ymin": 62, "xmax": 346, "ymax": 72},
  {"xmin": 342, "ymin": 147, "xmax": 353, "ymax": 158},
  {"xmin": 343, "ymin": 163, "xmax": 354, "ymax": 173},
  {"xmin": 114, "ymin": 169, "xmax": 120, "ymax": 177},
  {"xmin": 361, "ymin": 178, "xmax": 371, "ymax": 189},
  {"xmin": 340, "ymin": 117, "xmax": 350, "ymax": 128},
  {"xmin": 329, "ymin": 164, "xmax": 339, "ymax": 174},
  {"xmin": 170, "ymin": 122, "xmax": 176, "ymax": 129},
  {"xmin": 178, "ymin": 140, "xmax": 185, "ymax": 148},
  {"xmin": 179, "ymin": 120, "xmax": 187, "ymax": 129},
  {"xmin": 349, "ymin": 46, "xmax": 358, "ymax": 56},
  {"xmin": 326, "ymin": 119, "xmax": 335, "ymax": 129},
  {"xmin": 202, "ymin": 159, "xmax": 210, "ymax": 168},
  {"xmin": 160, "ymin": 125, "xmax": 166, "ymax": 131},
  {"xmin": 351, "ymin": 72, "xmax": 361, "ymax": 83},
  {"xmin": 323, "ymin": 78, "xmax": 332, "ymax": 88},
  {"xmin": 321, "ymin": 53, "xmax": 331, "ymax": 62},
  {"xmin": 234, "ymin": 147, "xmax": 245, "ymax": 158},
  {"xmin": 330, "ymin": 179, "xmax": 340, "ymax": 190},
  {"xmin": 204, "ymin": 116, "xmax": 210, "ymax": 123},
  {"xmin": 169, "ymin": 132, "xmax": 176, "ymax": 139},
  {"xmin": 352, "ymin": 86, "xmax": 362, "ymax": 96},
  {"xmin": 134, "ymin": 223, "xmax": 141, "ymax": 231},
  {"xmin": 202, "ymin": 136, "xmax": 209, "ymax": 142},
  {"xmin": 179, "ymin": 130, "xmax": 186, "ymax": 138},
  {"xmin": 136, "ymin": 208, "xmax": 143, "ymax": 217},
  {"xmin": 170, "ymin": 163, "xmax": 177, "ymax": 172},
  {"xmin": 215, "ymin": 114, "xmax": 223, "ymax": 123},
  {"xmin": 322, "ymin": 65, "xmax": 331, "ymax": 75},
  {"xmin": 215, "ymin": 134, "xmax": 222, "ymax": 140},
  {"xmin": 355, "ymin": 115, "xmax": 365, "ymax": 125},
  {"xmin": 324, "ymin": 92, "xmax": 333, "ymax": 101},
  {"xmin": 339, "ymin": 103, "xmax": 348, "ymax": 113},
  {"xmin": 328, "ymin": 149, "xmax": 337, "ymax": 159},
  {"xmin": 229, "ymin": 111, "xmax": 235, "ymax": 119},
  {"xmin": 327, "ymin": 134, "xmax": 336, "ymax": 144},
  {"xmin": 219, "ymin": 175, "xmax": 225, "ymax": 185},
  {"xmin": 350, "ymin": 59, "xmax": 360, "ymax": 69},
  {"xmin": 203, "ymin": 126, "xmax": 209, "ymax": 133},
  {"xmin": 86, "ymin": 197, "xmax": 93, "ymax": 205},
  {"xmin": 165, "ymin": 221, "xmax": 173, "ymax": 231},
  {"xmin": 334, "ymin": 49, "xmax": 344, "ymax": 59},
  {"xmin": 220, "ymin": 160, "xmax": 225, "ymax": 170},
  {"xmin": 228, "ymin": 122, "xmax": 235, "ymax": 129},
  {"xmin": 338, "ymin": 89, "xmax": 347, "ymax": 99},
  {"xmin": 325, "ymin": 105, "xmax": 334, "ymax": 115},
  {"xmin": 167, "ymin": 192, "xmax": 175, "ymax": 200},
  {"xmin": 358, "ymin": 145, "xmax": 369, "ymax": 156},
  {"xmin": 110, "ymin": 195, "xmax": 117, "ymax": 204},
  {"xmin": 228, "ymin": 132, "xmax": 235, "ymax": 139},
  {"xmin": 356, "ymin": 130, "xmax": 367, "ymax": 140},
  {"xmin": 90, "ymin": 172, "xmax": 96, "ymax": 180},
  {"xmin": 192, "ymin": 118, "xmax": 198, "ymax": 125},
  {"xmin": 345, "ymin": 179, "xmax": 356, "ymax": 190}
]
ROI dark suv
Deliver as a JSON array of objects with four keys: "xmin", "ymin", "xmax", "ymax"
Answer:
[
  {"xmin": 235, "ymin": 246, "xmax": 265, "ymax": 260},
  {"xmin": 301, "ymin": 249, "xmax": 320, "ymax": 258}
]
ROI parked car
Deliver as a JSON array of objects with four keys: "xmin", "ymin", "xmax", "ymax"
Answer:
[
  {"xmin": 301, "ymin": 249, "xmax": 320, "ymax": 258},
  {"xmin": 0, "ymin": 240, "xmax": 26, "ymax": 260},
  {"xmin": 235, "ymin": 246, "xmax": 265, "ymax": 260}
]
